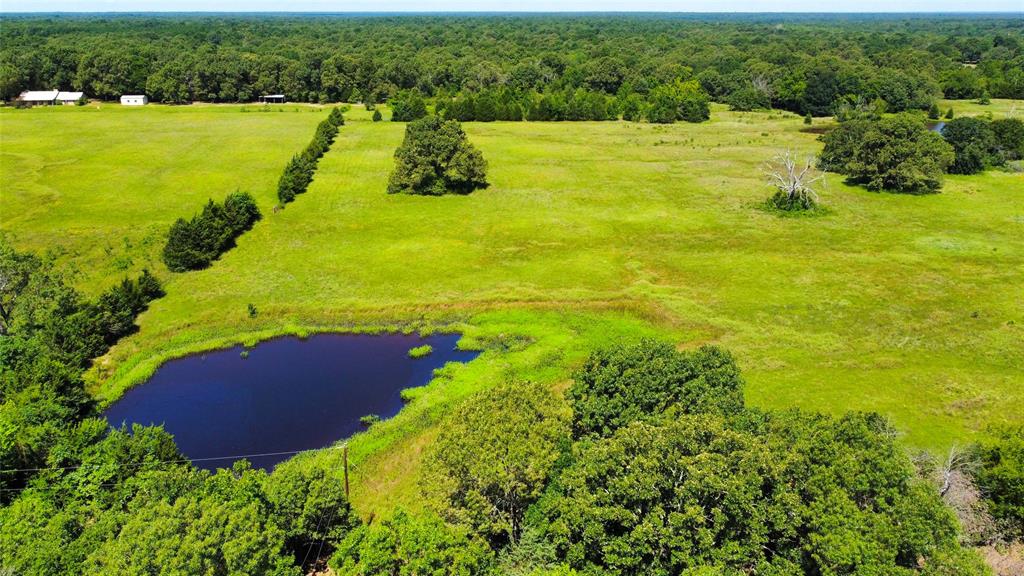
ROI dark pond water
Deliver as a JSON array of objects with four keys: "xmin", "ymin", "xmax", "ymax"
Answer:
[
  {"xmin": 928, "ymin": 121, "xmax": 946, "ymax": 133},
  {"xmin": 104, "ymin": 333, "xmax": 478, "ymax": 470}
]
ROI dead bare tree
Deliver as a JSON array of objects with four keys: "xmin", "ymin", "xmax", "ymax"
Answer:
[
  {"xmin": 763, "ymin": 150, "xmax": 826, "ymax": 211},
  {"xmin": 918, "ymin": 446, "xmax": 1002, "ymax": 546},
  {"xmin": 751, "ymin": 74, "xmax": 773, "ymax": 100}
]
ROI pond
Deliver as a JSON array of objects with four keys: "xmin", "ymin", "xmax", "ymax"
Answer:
[
  {"xmin": 928, "ymin": 121, "xmax": 946, "ymax": 133},
  {"xmin": 104, "ymin": 333, "xmax": 479, "ymax": 470}
]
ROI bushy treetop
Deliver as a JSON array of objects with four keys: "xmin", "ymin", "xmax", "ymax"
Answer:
[
  {"xmin": 387, "ymin": 115, "xmax": 488, "ymax": 196},
  {"xmin": 942, "ymin": 117, "xmax": 999, "ymax": 175},
  {"xmin": 569, "ymin": 340, "xmax": 743, "ymax": 439},
  {"xmin": 820, "ymin": 114, "xmax": 954, "ymax": 194}
]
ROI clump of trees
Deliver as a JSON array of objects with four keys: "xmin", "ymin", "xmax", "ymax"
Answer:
[
  {"xmin": 432, "ymin": 81, "xmax": 713, "ymax": 124},
  {"xmin": 525, "ymin": 89, "xmax": 610, "ymax": 122},
  {"xmin": 569, "ymin": 340, "xmax": 744, "ymax": 438},
  {"xmin": 387, "ymin": 115, "xmax": 489, "ymax": 195},
  {"xmin": 539, "ymin": 341, "xmax": 986, "ymax": 575},
  {"xmin": 331, "ymin": 510, "xmax": 495, "ymax": 575},
  {"xmin": 821, "ymin": 113, "xmax": 1023, "ymax": 192},
  {"xmin": 972, "ymin": 424, "xmax": 1024, "ymax": 539},
  {"xmin": 943, "ymin": 117, "xmax": 1001, "ymax": 174},
  {"xmin": 439, "ymin": 89, "xmax": 527, "ymax": 121},
  {"xmin": 645, "ymin": 79, "xmax": 711, "ymax": 123},
  {"xmin": 819, "ymin": 113, "xmax": 954, "ymax": 193},
  {"xmin": 0, "ymin": 239, "xmax": 163, "ymax": 492},
  {"xmin": 361, "ymin": 339, "xmax": 989, "ymax": 575},
  {"xmin": 763, "ymin": 150, "xmax": 826, "ymax": 212},
  {"xmin": 0, "ymin": 238, "xmax": 364, "ymax": 575},
  {"xmin": 421, "ymin": 381, "xmax": 569, "ymax": 546},
  {"xmin": 942, "ymin": 116, "xmax": 1024, "ymax": 174},
  {"xmin": 277, "ymin": 107, "xmax": 345, "ymax": 204},
  {"xmin": 389, "ymin": 89, "xmax": 428, "ymax": 122},
  {"xmin": 992, "ymin": 118, "xmax": 1024, "ymax": 160},
  {"xmin": 727, "ymin": 84, "xmax": 772, "ymax": 111},
  {"xmin": 162, "ymin": 191, "xmax": 261, "ymax": 272}
]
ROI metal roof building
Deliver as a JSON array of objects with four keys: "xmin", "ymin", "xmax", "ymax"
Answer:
[
  {"xmin": 16, "ymin": 90, "xmax": 85, "ymax": 105},
  {"xmin": 56, "ymin": 91, "xmax": 84, "ymax": 104},
  {"xmin": 17, "ymin": 90, "xmax": 59, "ymax": 104}
]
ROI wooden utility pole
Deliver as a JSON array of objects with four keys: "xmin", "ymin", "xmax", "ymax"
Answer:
[{"xmin": 343, "ymin": 444, "xmax": 349, "ymax": 499}]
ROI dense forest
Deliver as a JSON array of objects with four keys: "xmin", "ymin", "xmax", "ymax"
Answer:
[{"xmin": 2, "ymin": 14, "xmax": 1023, "ymax": 117}]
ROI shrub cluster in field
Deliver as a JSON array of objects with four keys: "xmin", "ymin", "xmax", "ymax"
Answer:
[
  {"xmin": 819, "ymin": 114, "xmax": 1024, "ymax": 193},
  {"xmin": 162, "ymin": 191, "xmax": 261, "ymax": 272},
  {"xmin": 387, "ymin": 116, "xmax": 489, "ymax": 196},
  {"xmin": 277, "ymin": 107, "xmax": 345, "ymax": 204}
]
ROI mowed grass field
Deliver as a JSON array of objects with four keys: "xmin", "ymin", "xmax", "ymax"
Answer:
[
  {"xmin": 0, "ymin": 103, "xmax": 329, "ymax": 292},
  {"xmin": 2, "ymin": 100, "xmax": 1022, "ymax": 514}
]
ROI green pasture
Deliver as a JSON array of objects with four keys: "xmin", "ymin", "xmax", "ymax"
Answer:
[
  {"xmin": 1, "ymin": 100, "xmax": 1022, "ymax": 514},
  {"xmin": 0, "ymin": 103, "xmax": 328, "ymax": 292}
]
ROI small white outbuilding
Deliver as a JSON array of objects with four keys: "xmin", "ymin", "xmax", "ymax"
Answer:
[{"xmin": 120, "ymin": 95, "xmax": 148, "ymax": 106}]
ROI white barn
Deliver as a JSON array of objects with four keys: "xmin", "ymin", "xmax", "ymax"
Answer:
[
  {"xmin": 120, "ymin": 95, "xmax": 148, "ymax": 106},
  {"xmin": 17, "ymin": 90, "xmax": 59, "ymax": 105}
]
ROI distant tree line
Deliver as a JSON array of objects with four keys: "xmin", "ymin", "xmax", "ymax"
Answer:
[
  {"xmin": 278, "ymin": 107, "xmax": 344, "ymax": 204},
  {"xmin": 1, "ymin": 15, "xmax": 1022, "ymax": 116}
]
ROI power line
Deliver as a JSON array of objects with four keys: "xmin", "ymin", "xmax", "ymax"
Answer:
[{"xmin": 1, "ymin": 445, "xmax": 345, "ymax": 475}]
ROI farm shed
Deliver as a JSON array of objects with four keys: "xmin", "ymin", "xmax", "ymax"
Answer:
[
  {"xmin": 259, "ymin": 94, "xmax": 286, "ymax": 103},
  {"xmin": 120, "ymin": 95, "xmax": 148, "ymax": 106}
]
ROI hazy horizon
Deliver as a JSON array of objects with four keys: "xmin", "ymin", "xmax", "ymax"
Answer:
[{"xmin": 2, "ymin": 4, "xmax": 1021, "ymax": 14}]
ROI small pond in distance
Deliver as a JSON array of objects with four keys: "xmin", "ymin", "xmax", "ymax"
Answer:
[{"xmin": 104, "ymin": 333, "xmax": 479, "ymax": 470}]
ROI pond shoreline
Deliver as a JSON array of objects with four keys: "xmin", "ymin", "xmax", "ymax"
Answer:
[
  {"xmin": 91, "ymin": 321, "xmax": 480, "ymax": 406},
  {"xmin": 103, "ymin": 331, "xmax": 481, "ymax": 470}
]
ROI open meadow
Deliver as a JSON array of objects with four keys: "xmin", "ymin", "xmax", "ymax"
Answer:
[
  {"xmin": 0, "ymin": 103, "xmax": 328, "ymax": 292},
  {"xmin": 2, "ymin": 101, "xmax": 1022, "ymax": 514}
]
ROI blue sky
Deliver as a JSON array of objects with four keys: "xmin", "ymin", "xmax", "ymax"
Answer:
[{"xmin": 2, "ymin": 1, "xmax": 1022, "ymax": 13}]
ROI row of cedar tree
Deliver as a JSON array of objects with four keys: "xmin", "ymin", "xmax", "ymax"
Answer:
[
  {"xmin": 388, "ymin": 81, "xmax": 711, "ymax": 124},
  {"xmin": 161, "ymin": 107, "xmax": 344, "ymax": 272}
]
